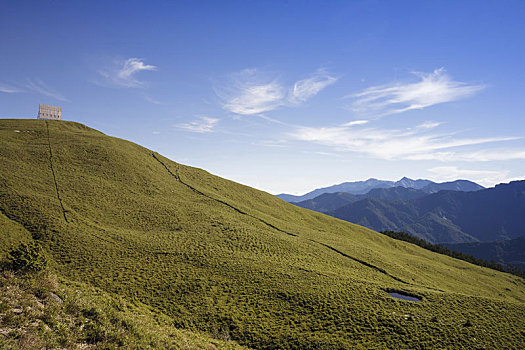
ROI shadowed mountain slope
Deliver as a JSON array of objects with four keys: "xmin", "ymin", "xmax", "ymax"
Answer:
[
  {"xmin": 295, "ymin": 187, "xmax": 428, "ymax": 213},
  {"xmin": 328, "ymin": 182, "xmax": 525, "ymax": 244},
  {"xmin": 443, "ymin": 235, "xmax": 525, "ymax": 271},
  {"xmin": 1, "ymin": 119, "xmax": 524, "ymax": 349},
  {"xmin": 277, "ymin": 177, "xmax": 483, "ymax": 203}
]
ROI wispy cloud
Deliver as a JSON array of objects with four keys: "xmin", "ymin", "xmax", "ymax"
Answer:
[
  {"xmin": 218, "ymin": 68, "xmax": 337, "ymax": 115},
  {"xmin": 24, "ymin": 79, "xmax": 69, "ymax": 101},
  {"xmin": 416, "ymin": 121, "xmax": 441, "ymax": 129},
  {"xmin": 0, "ymin": 80, "xmax": 68, "ymax": 101},
  {"xmin": 222, "ymin": 69, "xmax": 285, "ymax": 115},
  {"xmin": 407, "ymin": 149, "xmax": 525, "ymax": 162},
  {"xmin": 427, "ymin": 166, "xmax": 515, "ymax": 187},
  {"xmin": 177, "ymin": 116, "xmax": 219, "ymax": 133},
  {"xmin": 0, "ymin": 83, "xmax": 22, "ymax": 93},
  {"xmin": 144, "ymin": 96, "xmax": 162, "ymax": 105},
  {"xmin": 342, "ymin": 120, "xmax": 369, "ymax": 127},
  {"xmin": 350, "ymin": 68, "xmax": 484, "ymax": 117},
  {"xmin": 288, "ymin": 69, "xmax": 338, "ymax": 104},
  {"xmin": 289, "ymin": 121, "xmax": 519, "ymax": 161},
  {"xmin": 98, "ymin": 58, "xmax": 157, "ymax": 88}
]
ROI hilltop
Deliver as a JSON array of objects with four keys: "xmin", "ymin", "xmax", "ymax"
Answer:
[{"xmin": 1, "ymin": 119, "xmax": 524, "ymax": 349}]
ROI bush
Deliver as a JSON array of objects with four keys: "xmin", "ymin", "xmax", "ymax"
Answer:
[{"xmin": 8, "ymin": 242, "xmax": 48, "ymax": 272}]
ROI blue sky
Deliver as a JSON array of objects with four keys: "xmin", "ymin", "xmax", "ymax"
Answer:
[{"xmin": 2, "ymin": 0, "xmax": 525, "ymax": 195}]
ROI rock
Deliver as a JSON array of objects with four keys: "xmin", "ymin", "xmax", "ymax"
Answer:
[{"xmin": 49, "ymin": 292, "xmax": 63, "ymax": 304}]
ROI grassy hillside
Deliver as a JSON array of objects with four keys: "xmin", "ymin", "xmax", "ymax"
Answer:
[
  {"xmin": 1, "ymin": 119, "xmax": 525, "ymax": 349},
  {"xmin": 0, "ymin": 267, "xmax": 249, "ymax": 349}
]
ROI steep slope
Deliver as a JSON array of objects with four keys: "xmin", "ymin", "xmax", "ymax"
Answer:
[
  {"xmin": 0, "ymin": 267, "xmax": 249, "ymax": 350},
  {"xmin": 329, "ymin": 198, "xmax": 477, "ymax": 243},
  {"xmin": 329, "ymin": 183, "xmax": 525, "ymax": 243},
  {"xmin": 443, "ymin": 235, "xmax": 525, "ymax": 271},
  {"xmin": 1, "ymin": 119, "xmax": 524, "ymax": 349},
  {"xmin": 295, "ymin": 187, "xmax": 427, "ymax": 213},
  {"xmin": 293, "ymin": 192, "xmax": 360, "ymax": 212}
]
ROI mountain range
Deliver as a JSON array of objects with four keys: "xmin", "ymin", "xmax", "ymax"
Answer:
[
  {"xmin": 325, "ymin": 181, "xmax": 525, "ymax": 244},
  {"xmin": 443, "ymin": 235, "xmax": 525, "ymax": 271},
  {"xmin": 1, "ymin": 119, "xmax": 524, "ymax": 349},
  {"xmin": 277, "ymin": 177, "xmax": 484, "ymax": 202},
  {"xmin": 295, "ymin": 186, "xmax": 431, "ymax": 213},
  {"xmin": 291, "ymin": 177, "xmax": 525, "ymax": 271}
]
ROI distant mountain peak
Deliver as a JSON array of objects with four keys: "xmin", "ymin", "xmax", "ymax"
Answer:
[{"xmin": 278, "ymin": 177, "xmax": 484, "ymax": 203}]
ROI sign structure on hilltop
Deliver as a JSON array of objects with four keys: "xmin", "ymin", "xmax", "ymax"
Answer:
[{"xmin": 38, "ymin": 104, "xmax": 62, "ymax": 120}]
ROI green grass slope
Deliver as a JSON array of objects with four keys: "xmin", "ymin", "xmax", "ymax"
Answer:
[
  {"xmin": 0, "ymin": 267, "xmax": 249, "ymax": 349},
  {"xmin": 1, "ymin": 119, "xmax": 525, "ymax": 349}
]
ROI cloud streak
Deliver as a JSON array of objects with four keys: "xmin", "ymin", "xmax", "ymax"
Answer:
[
  {"xmin": 0, "ymin": 83, "xmax": 22, "ymax": 93},
  {"xmin": 98, "ymin": 57, "xmax": 157, "ymax": 87},
  {"xmin": 407, "ymin": 149, "xmax": 525, "ymax": 162},
  {"xmin": 350, "ymin": 68, "xmax": 484, "ymax": 117},
  {"xmin": 177, "ymin": 116, "xmax": 219, "ymax": 133},
  {"xmin": 289, "ymin": 121, "xmax": 520, "ymax": 161},
  {"xmin": 0, "ymin": 80, "xmax": 68, "ymax": 101},
  {"xmin": 218, "ymin": 68, "xmax": 337, "ymax": 115},
  {"xmin": 427, "ymin": 166, "xmax": 515, "ymax": 187},
  {"xmin": 289, "ymin": 70, "xmax": 338, "ymax": 104},
  {"xmin": 24, "ymin": 79, "xmax": 69, "ymax": 101}
]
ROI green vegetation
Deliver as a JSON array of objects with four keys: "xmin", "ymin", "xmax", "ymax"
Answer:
[
  {"xmin": 0, "ymin": 266, "xmax": 249, "ymax": 349},
  {"xmin": 1, "ymin": 119, "xmax": 525, "ymax": 349},
  {"xmin": 8, "ymin": 242, "xmax": 48, "ymax": 272},
  {"xmin": 381, "ymin": 231, "xmax": 525, "ymax": 278}
]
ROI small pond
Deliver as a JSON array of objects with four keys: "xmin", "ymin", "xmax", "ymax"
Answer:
[{"xmin": 387, "ymin": 291, "xmax": 422, "ymax": 302}]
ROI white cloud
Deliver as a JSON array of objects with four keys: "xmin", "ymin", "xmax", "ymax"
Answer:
[
  {"xmin": 408, "ymin": 149, "xmax": 525, "ymax": 162},
  {"xmin": 289, "ymin": 122, "xmax": 519, "ymax": 161},
  {"xmin": 427, "ymin": 166, "xmax": 514, "ymax": 187},
  {"xmin": 177, "ymin": 116, "xmax": 219, "ymax": 133},
  {"xmin": 24, "ymin": 79, "xmax": 69, "ymax": 101},
  {"xmin": 350, "ymin": 68, "xmax": 484, "ymax": 117},
  {"xmin": 218, "ymin": 68, "xmax": 337, "ymax": 115},
  {"xmin": 0, "ymin": 80, "xmax": 68, "ymax": 101},
  {"xmin": 225, "ymin": 83, "xmax": 285, "ymax": 115},
  {"xmin": 144, "ymin": 96, "xmax": 162, "ymax": 104},
  {"xmin": 288, "ymin": 69, "xmax": 338, "ymax": 104},
  {"xmin": 313, "ymin": 151, "xmax": 342, "ymax": 157},
  {"xmin": 417, "ymin": 121, "xmax": 441, "ymax": 129},
  {"xmin": 0, "ymin": 83, "xmax": 22, "ymax": 93},
  {"xmin": 342, "ymin": 120, "xmax": 369, "ymax": 127},
  {"xmin": 98, "ymin": 58, "xmax": 157, "ymax": 87}
]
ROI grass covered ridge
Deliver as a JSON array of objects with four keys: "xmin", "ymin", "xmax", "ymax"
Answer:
[{"xmin": 1, "ymin": 119, "xmax": 525, "ymax": 349}]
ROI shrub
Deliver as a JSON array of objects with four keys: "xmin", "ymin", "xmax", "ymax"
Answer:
[{"xmin": 8, "ymin": 242, "xmax": 48, "ymax": 272}]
